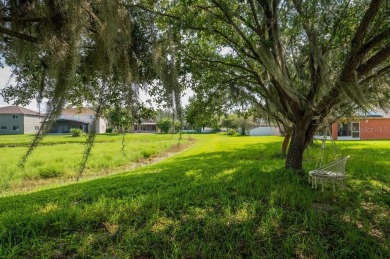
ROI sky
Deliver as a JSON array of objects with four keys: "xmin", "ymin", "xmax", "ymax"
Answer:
[
  {"xmin": 0, "ymin": 66, "xmax": 39, "ymax": 110},
  {"xmin": 0, "ymin": 66, "xmax": 193, "ymax": 111},
  {"xmin": 0, "ymin": 66, "xmax": 38, "ymax": 111}
]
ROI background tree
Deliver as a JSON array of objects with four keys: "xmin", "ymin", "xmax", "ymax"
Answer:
[
  {"xmin": 220, "ymin": 116, "xmax": 235, "ymax": 130},
  {"xmin": 232, "ymin": 112, "xmax": 256, "ymax": 136},
  {"xmin": 107, "ymin": 106, "xmax": 133, "ymax": 133},
  {"xmin": 185, "ymin": 96, "xmax": 223, "ymax": 131},
  {"xmin": 157, "ymin": 118, "xmax": 173, "ymax": 134}
]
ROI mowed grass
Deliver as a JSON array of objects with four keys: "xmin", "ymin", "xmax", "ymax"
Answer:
[
  {"xmin": 0, "ymin": 133, "xmax": 190, "ymax": 194},
  {"xmin": 0, "ymin": 135, "xmax": 389, "ymax": 257}
]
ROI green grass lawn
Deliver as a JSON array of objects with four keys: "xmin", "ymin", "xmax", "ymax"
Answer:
[
  {"xmin": 0, "ymin": 135, "xmax": 389, "ymax": 257},
  {"xmin": 0, "ymin": 133, "xmax": 190, "ymax": 194}
]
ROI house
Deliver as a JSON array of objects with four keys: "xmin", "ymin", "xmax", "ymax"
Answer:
[
  {"xmin": 50, "ymin": 107, "xmax": 107, "ymax": 134},
  {"xmin": 0, "ymin": 106, "xmax": 44, "ymax": 134},
  {"xmin": 331, "ymin": 117, "xmax": 390, "ymax": 140},
  {"xmin": 326, "ymin": 110, "xmax": 390, "ymax": 140},
  {"xmin": 133, "ymin": 119, "xmax": 158, "ymax": 133},
  {"xmin": 249, "ymin": 119, "xmax": 280, "ymax": 136}
]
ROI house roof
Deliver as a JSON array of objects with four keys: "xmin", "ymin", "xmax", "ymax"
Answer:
[
  {"xmin": 0, "ymin": 105, "xmax": 41, "ymax": 116},
  {"xmin": 62, "ymin": 107, "xmax": 96, "ymax": 116}
]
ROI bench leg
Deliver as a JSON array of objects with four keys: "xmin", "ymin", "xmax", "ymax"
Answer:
[{"xmin": 341, "ymin": 179, "xmax": 345, "ymax": 189}]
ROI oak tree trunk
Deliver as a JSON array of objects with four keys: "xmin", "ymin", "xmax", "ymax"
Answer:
[
  {"xmin": 285, "ymin": 120, "xmax": 318, "ymax": 171},
  {"xmin": 285, "ymin": 128, "xmax": 307, "ymax": 171},
  {"xmin": 281, "ymin": 131, "xmax": 291, "ymax": 156}
]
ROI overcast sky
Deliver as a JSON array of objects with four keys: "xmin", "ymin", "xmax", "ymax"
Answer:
[
  {"xmin": 0, "ymin": 66, "xmax": 12, "ymax": 107},
  {"xmin": 0, "ymin": 66, "xmax": 39, "ymax": 110}
]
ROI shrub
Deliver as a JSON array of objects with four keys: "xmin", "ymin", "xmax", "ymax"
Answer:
[
  {"xmin": 141, "ymin": 150, "xmax": 153, "ymax": 159},
  {"xmin": 38, "ymin": 167, "xmax": 64, "ymax": 179},
  {"xmin": 227, "ymin": 129, "xmax": 237, "ymax": 135},
  {"xmin": 106, "ymin": 127, "xmax": 113, "ymax": 133},
  {"xmin": 157, "ymin": 119, "xmax": 172, "ymax": 134},
  {"xmin": 174, "ymin": 121, "xmax": 182, "ymax": 133},
  {"xmin": 70, "ymin": 128, "xmax": 83, "ymax": 137}
]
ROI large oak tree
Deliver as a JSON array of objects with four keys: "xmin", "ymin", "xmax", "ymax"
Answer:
[{"xmin": 158, "ymin": 0, "xmax": 390, "ymax": 170}]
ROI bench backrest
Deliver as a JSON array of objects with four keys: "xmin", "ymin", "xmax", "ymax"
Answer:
[{"xmin": 317, "ymin": 156, "xmax": 350, "ymax": 173}]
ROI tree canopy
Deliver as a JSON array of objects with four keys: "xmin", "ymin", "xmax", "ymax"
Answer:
[{"xmin": 157, "ymin": 0, "xmax": 390, "ymax": 170}]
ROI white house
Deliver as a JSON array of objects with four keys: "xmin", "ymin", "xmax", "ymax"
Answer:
[{"xmin": 249, "ymin": 120, "xmax": 280, "ymax": 136}]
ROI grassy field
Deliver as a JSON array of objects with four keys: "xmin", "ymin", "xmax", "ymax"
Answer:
[
  {"xmin": 0, "ymin": 133, "xmax": 191, "ymax": 194},
  {"xmin": 0, "ymin": 134, "xmax": 389, "ymax": 257}
]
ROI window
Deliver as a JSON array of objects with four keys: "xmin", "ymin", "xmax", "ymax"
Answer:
[
  {"xmin": 1, "ymin": 126, "xmax": 6, "ymax": 130},
  {"xmin": 13, "ymin": 115, "xmax": 18, "ymax": 119},
  {"xmin": 35, "ymin": 126, "xmax": 40, "ymax": 130},
  {"xmin": 13, "ymin": 126, "xmax": 19, "ymax": 131},
  {"xmin": 351, "ymin": 122, "xmax": 360, "ymax": 138},
  {"xmin": 338, "ymin": 122, "xmax": 360, "ymax": 138},
  {"xmin": 338, "ymin": 123, "xmax": 350, "ymax": 136}
]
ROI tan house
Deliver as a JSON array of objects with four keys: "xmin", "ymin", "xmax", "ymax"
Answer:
[
  {"xmin": 0, "ymin": 106, "xmax": 43, "ymax": 134},
  {"xmin": 133, "ymin": 120, "xmax": 158, "ymax": 133},
  {"xmin": 50, "ymin": 107, "xmax": 107, "ymax": 134}
]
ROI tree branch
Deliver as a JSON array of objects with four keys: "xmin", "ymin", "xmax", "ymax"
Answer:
[
  {"xmin": 358, "ymin": 27, "xmax": 390, "ymax": 56},
  {"xmin": 0, "ymin": 16, "xmax": 47, "ymax": 22},
  {"xmin": 340, "ymin": 0, "xmax": 384, "ymax": 81},
  {"xmin": 190, "ymin": 55, "xmax": 259, "ymax": 76},
  {"xmin": 350, "ymin": 0, "xmax": 384, "ymax": 52},
  {"xmin": 210, "ymin": 0, "xmax": 262, "ymax": 61},
  {"xmin": 357, "ymin": 44, "xmax": 390, "ymax": 77},
  {"xmin": 0, "ymin": 26, "xmax": 37, "ymax": 42},
  {"xmin": 119, "ymin": 2, "xmax": 180, "ymax": 20},
  {"xmin": 359, "ymin": 65, "xmax": 390, "ymax": 85},
  {"xmin": 317, "ymin": 0, "xmax": 385, "ymax": 116}
]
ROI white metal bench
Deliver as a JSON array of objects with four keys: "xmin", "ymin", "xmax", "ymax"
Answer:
[{"xmin": 309, "ymin": 156, "xmax": 350, "ymax": 191}]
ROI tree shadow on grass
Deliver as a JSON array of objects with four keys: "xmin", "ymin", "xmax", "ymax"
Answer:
[{"xmin": 0, "ymin": 141, "xmax": 388, "ymax": 257}]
